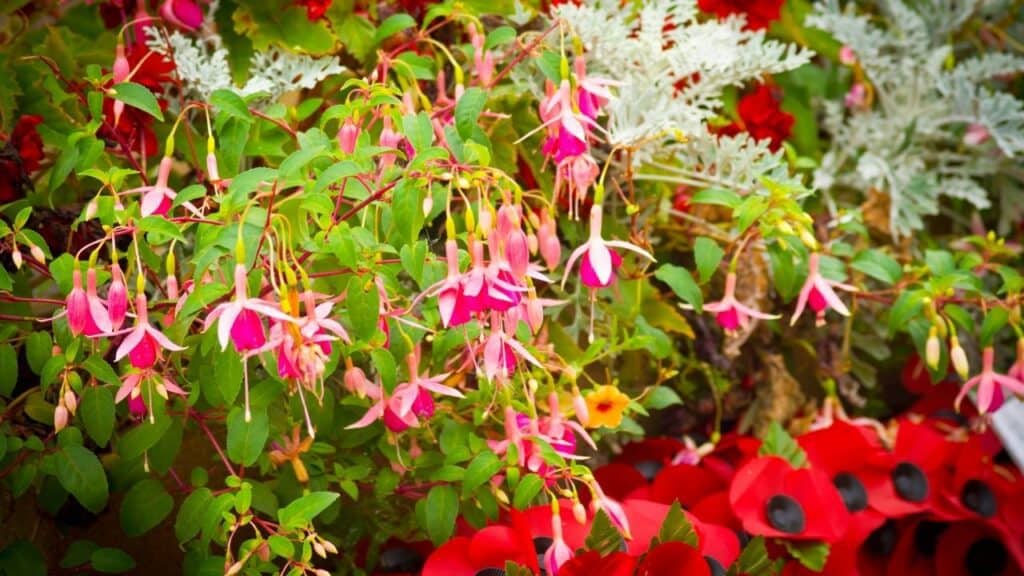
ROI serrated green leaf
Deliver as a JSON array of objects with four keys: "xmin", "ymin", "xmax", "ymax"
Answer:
[
  {"xmin": 512, "ymin": 474, "xmax": 543, "ymax": 509},
  {"xmin": 851, "ymin": 249, "xmax": 901, "ymax": 285},
  {"xmin": 138, "ymin": 216, "xmax": 185, "ymax": 243},
  {"xmin": 584, "ymin": 510, "xmax": 625, "ymax": 555},
  {"xmin": 654, "ymin": 501, "xmax": 698, "ymax": 547},
  {"xmin": 374, "ymin": 13, "xmax": 416, "ymax": 44},
  {"xmin": 175, "ymin": 487, "xmax": 213, "ymax": 543},
  {"xmin": 347, "ymin": 276, "xmax": 381, "ymax": 342},
  {"xmin": 82, "ymin": 355, "xmax": 120, "ymax": 386},
  {"xmin": 110, "ymin": 82, "xmax": 162, "ymax": 121},
  {"xmin": 785, "ymin": 541, "xmax": 830, "ymax": 572},
  {"xmin": 758, "ymin": 421, "xmax": 807, "ymax": 467},
  {"xmin": 690, "ymin": 188, "xmax": 741, "ymax": 208},
  {"xmin": 643, "ymin": 386, "xmax": 683, "ymax": 409},
  {"xmin": 455, "ymin": 87, "xmax": 487, "ymax": 140},
  {"xmin": 80, "ymin": 386, "xmax": 115, "ymax": 447},
  {"xmin": 980, "ymin": 307, "xmax": 1009, "ymax": 347}
]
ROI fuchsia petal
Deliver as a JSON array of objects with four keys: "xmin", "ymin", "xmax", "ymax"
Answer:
[
  {"xmin": 583, "ymin": 242, "xmax": 614, "ymax": 287},
  {"xmin": 115, "ymin": 327, "xmax": 146, "ymax": 362},
  {"xmin": 147, "ymin": 325, "xmax": 185, "ymax": 352},
  {"xmin": 346, "ymin": 401, "xmax": 385, "ymax": 429},
  {"xmin": 976, "ymin": 374, "xmax": 997, "ymax": 414},
  {"xmin": 230, "ymin": 308, "xmax": 266, "ymax": 352},
  {"xmin": 217, "ymin": 303, "xmax": 242, "ymax": 351},
  {"xmin": 956, "ymin": 376, "xmax": 981, "ymax": 411},
  {"xmin": 790, "ymin": 278, "xmax": 814, "ymax": 326},
  {"xmin": 817, "ymin": 278, "xmax": 850, "ymax": 316}
]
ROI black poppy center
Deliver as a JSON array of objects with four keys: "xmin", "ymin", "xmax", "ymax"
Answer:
[
  {"xmin": 474, "ymin": 569, "xmax": 507, "ymax": 576},
  {"xmin": 913, "ymin": 521, "xmax": 949, "ymax": 557},
  {"xmin": 706, "ymin": 556, "xmax": 727, "ymax": 576},
  {"xmin": 833, "ymin": 472, "xmax": 869, "ymax": 512},
  {"xmin": 864, "ymin": 519, "xmax": 898, "ymax": 557},
  {"xmin": 965, "ymin": 537, "xmax": 1008, "ymax": 576},
  {"xmin": 766, "ymin": 494, "xmax": 806, "ymax": 534},
  {"xmin": 892, "ymin": 461, "xmax": 929, "ymax": 502},
  {"xmin": 960, "ymin": 479, "xmax": 998, "ymax": 518},
  {"xmin": 378, "ymin": 546, "xmax": 424, "ymax": 572},
  {"xmin": 634, "ymin": 459, "xmax": 664, "ymax": 482}
]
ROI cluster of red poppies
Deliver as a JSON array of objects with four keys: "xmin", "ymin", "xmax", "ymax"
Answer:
[{"xmin": 383, "ymin": 382, "xmax": 1023, "ymax": 575}]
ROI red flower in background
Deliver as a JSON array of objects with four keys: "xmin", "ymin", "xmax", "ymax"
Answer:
[
  {"xmin": 730, "ymin": 456, "xmax": 850, "ymax": 542},
  {"xmin": 637, "ymin": 541, "xmax": 711, "ymax": 576},
  {"xmin": 0, "ymin": 115, "xmax": 45, "ymax": 204},
  {"xmin": 697, "ymin": 0, "xmax": 785, "ymax": 30},
  {"xmin": 295, "ymin": 0, "xmax": 332, "ymax": 20},
  {"xmin": 560, "ymin": 551, "xmax": 636, "ymax": 576},
  {"xmin": 718, "ymin": 84, "xmax": 794, "ymax": 151},
  {"xmin": 100, "ymin": 41, "xmax": 174, "ymax": 157}
]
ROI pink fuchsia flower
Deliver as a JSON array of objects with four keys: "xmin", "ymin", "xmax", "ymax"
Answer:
[
  {"xmin": 115, "ymin": 294, "xmax": 185, "ymax": 369},
  {"xmin": 107, "ymin": 263, "xmax": 128, "ymax": 331},
  {"xmin": 838, "ymin": 46, "xmax": 857, "ymax": 66},
  {"xmin": 844, "ymin": 82, "xmax": 868, "ymax": 110},
  {"xmin": 337, "ymin": 118, "xmax": 360, "ymax": 154},
  {"xmin": 343, "ymin": 361, "xmax": 378, "ymax": 399},
  {"xmin": 66, "ymin": 267, "xmax": 111, "ymax": 337},
  {"xmin": 691, "ymin": 271, "xmax": 779, "ymax": 333},
  {"xmin": 554, "ymin": 153, "xmax": 600, "ymax": 221},
  {"xmin": 590, "ymin": 483, "xmax": 632, "ymax": 539},
  {"xmin": 537, "ymin": 211, "xmax": 562, "ymax": 270},
  {"xmin": 391, "ymin": 350, "xmax": 463, "ymax": 420},
  {"xmin": 159, "ymin": 0, "xmax": 203, "ymax": 31},
  {"xmin": 115, "ymin": 370, "xmax": 186, "ymax": 422},
  {"xmin": 956, "ymin": 346, "xmax": 1024, "ymax": 414},
  {"xmin": 544, "ymin": 503, "xmax": 575, "ymax": 574},
  {"xmin": 434, "ymin": 239, "xmax": 473, "ymax": 328},
  {"xmin": 573, "ymin": 55, "xmax": 617, "ymax": 121},
  {"xmin": 562, "ymin": 205, "xmax": 655, "ymax": 290},
  {"xmin": 469, "ymin": 24, "xmax": 495, "ymax": 86},
  {"xmin": 790, "ymin": 253, "xmax": 856, "ymax": 326},
  {"xmin": 112, "ymin": 42, "xmax": 130, "ymax": 127},
  {"xmin": 204, "ymin": 263, "xmax": 294, "ymax": 353},
  {"xmin": 482, "ymin": 320, "xmax": 545, "ymax": 382}
]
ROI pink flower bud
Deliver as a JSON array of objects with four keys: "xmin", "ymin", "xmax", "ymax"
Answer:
[
  {"xmin": 497, "ymin": 204, "xmax": 519, "ymax": 239},
  {"xmin": 573, "ymin": 390, "xmax": 589, "ymax": 427},
  {"xmin": 506, "ymin": 228, "xmax": 530, "ymax": 278},
  {"xmin": 844, "ymin": 83, "xmax": 867, "ymax": 110},
  {"xmin": 66, "ymin": 268, "xmax": 90, "ymax": 335},
  {"xmin": 11, "ymin": 248, "xmax": 22, "ymax": 269},
  {"xmin": 478, "ymin": 207, "xmax": 493, "ymax": 237},
  {"xmin": 64, "ymin": 390, "xmax": 78, "ymax": 415},
  {"xmin": 344, "ymin": 365, "xmax": 374, "ymax": 398},
  {"xmin": 538, "ymin": 216, "xmax": 561, "ymax": 271},
  {"xmin": 963, "ymin": 123, "xmax": 989, "ymax": 146},
  {"xmin": 29, "ymin": 243, "xmax": 45, "ymax": 263},
  {"xmin": 206, "ymin": 151, "xmax": 220, "ymax": 183},
  {"xmin": 159, "ymin": 0, "xmax": 203, "ymax": 31},
  {"xmin": 337, "ymin": 118, "xmax": 359, "ymax": 155},
  {"xmin": 107, "ymin": 264, "xmax": 128, "ymax": 331},
  {"xmin": 838, "ymin": 46, "xmax": 856, "ymax": 66},
  {"xmin": 54, "ymin": 405, "xmax": 69, "ymax": 432},
  {"xmin": 422, "ymin": 194, "xmax": 433, "ymax": 217},
  {"xmin": 573, "ymin": 500, "xmax": 587, "ymax": 524},
  {"xmin": 526, "ymin": 297, "xmax": 545, "ymax": 333}
]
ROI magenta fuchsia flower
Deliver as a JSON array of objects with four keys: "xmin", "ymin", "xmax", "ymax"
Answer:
[
  {"xmin": 1009, "ymin": 339, "xmax": 1024, "ymax": 382},
  {"xmin": 115, "ymin": 369, "xmax": 186, "ymax": 423},
  {"xmin": 482, "ymin": 317, "xmax": 545, "ymax": 382},
  {"xmin": 469, "ymin": 24, "xmax": 495, "ymax": 86},
  {"xmin": 336, "ymin": 118, "xmax": 360, "ymax": 154},
  {"xmin": 66, "ymin": 267, "xmax": 111, "ymax": 337},
  {"xmin": 554, "ymin": 154, "xmax": 599, "ymax": 220},
  {"xmin": 122, "ymin": 155, "xmax": 204, "ymax": 218},
  {"xmin": 562, "ymin": 205, "xmax": 655, "ymax": 290},
  {"xmin": 107, "ymin": 263, "xmax": 128, "ymax": 331},
  {"xmin": 544, "ymin": 505, "xmax": 575, "ymax": 575},
  {"xmin": 790, "ymin": 253, "xmax": 856, "ymax": 326},
  {"xmin": 390, "ymin": 351, "xmax": 463, "ymax": 419},
  {"xmin": 690, "ymin": 271, "xmax": 779, "ymax": 333},
  {"xmin": 537, "ymin": 211, "xmax": 562, "ymax": 270},
  {"xmin": 115, "ymin": 294, "xmax": 185, "ymax": 369},
  {"xmin": 204, "ymin": 263, "xmax": 294, "ymax": 353},
  {"xmin": 573, "ymin": 55, "xmax": 617, "ymax": 122},
  {"xmin": 159, "ymin": 0, "xmax": 203, "ymax": 31},
  {"xmin": 956, "ymin": 346, "xmax": 1024, "ymax": 414}
]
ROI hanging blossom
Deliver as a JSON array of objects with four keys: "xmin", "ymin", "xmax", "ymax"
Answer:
[
  {"xmin": 65, "ymin": 267, "xmax": 112, "ymax": 337},
  {"xmin": 687, "ymin": 271, "xmax": 779, "ymax": 334},
  {"xmin": 115, "ymin": 293, "xmax": 185, "ymax": 369},
  {"xmin": 790, "ymin": 253, "xmax": 857, "ymax": 326},
  {"xmin": 956, "ymin": 346, "xmax": 1024, "ymax": 415},
  {"xmin": 347, "ymin": 350, "xmax": 463, "ymax": 433},
  {"xmin": 562, "ymin": 203, "xmax": 655, "ymax": 291}
]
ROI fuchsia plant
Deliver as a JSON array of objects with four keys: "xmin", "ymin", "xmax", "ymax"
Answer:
[{"xmin": 2, "ymin": 2, "xmax": 1024, "ymax": 575}]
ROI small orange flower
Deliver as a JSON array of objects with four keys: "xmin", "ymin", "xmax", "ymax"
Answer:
[
  {"xmin": 584, "ymin": 385, "xmax": 631, "ymax": 429},
  {"xmin": 269, "ymin": 425, "xmax": 314, "ymax": 483}
]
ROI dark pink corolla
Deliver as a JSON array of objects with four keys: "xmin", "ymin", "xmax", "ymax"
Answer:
[
  {"xmin": 205, "ymin": 263, "xmax": 293, "ymax": 353},
  {"xmin": 790, "ymin": 253, "xmax": 856, "ymax": 326},
  {"xmin": 687, "ymin": 271, "xmax": 779, "ymax": 334},
  {"xmin": 562, "ymin": 205, "xmax": 654, "ymax": 290},
  {"xmin": 114, "ymin": 294, "xmax": 184, "ymax": 369},
  {"xmin": 107, "ymin": 263, "xmax": 128, "ymax": 331},
  {"xmin": 159, "ymin": 0, "xmax": 203, "ymax": 31}
]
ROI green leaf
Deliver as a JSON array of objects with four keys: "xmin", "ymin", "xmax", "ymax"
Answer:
[
  {"xmin": 226, "ymin": 407, "xmax": 269, "ymax": 467},
  {"xmin": 424, "ymin": 485, "xmax": 459, "ymax": 545},
  {"xmin": 90, "ymin": 548, "xmax": 136, "ymax": 574},
  {"xmin": 728, "ymin": 537, "xmax": 781, "ymax": 576},
  {"xmin": 455, "ymin": 87, "xmax": 487, "ymax": 140},
  {"xmin": 118, "ymin": 416, "xmax": 172, "ymax": 460},
  {"xmin": 277, "ymin": 491, "xmax": 340, "ymax": 530},
  {"xmin": 371, "ymin": 348, "xmax": 398, "ymax": 393},
  {"xmin": 313, "ymin": 160, "xmax": 361, "ymax": 195},
  {"xmin": 654, "ymin": 501, "xmax": 698, "ymax": 547},
  {"xmin": 268, "ymin": 534, "xmax": 295, "ymax": 559},
  {"xmin": 887, "ymin": 291, "xmax": 924, "ymax": 336},
  {"xmin": 925, "ymin": 250, "xmax": 957, "ymax": 276},
  {"xmin": 643, "ymin": 386, "xmax": 683, "ymax": 409},
  {"xmin": 758, "ymin": 421, "xmax": 807, "ymax": 468},
  {"xmin": 584, "ymin": 510, "xmax": 625, "ymax": 555},
  {"xmin": 0, "ymin": 343, "xmax": 16, "ymax": 397},
  {"xmin": 55, "ymin": 445, "xmax": 109, "ymax": 514},
  {"xmin": 851, "ymin": 249, "xmax": 902, "ymax": 286},
  {"xmin": 110, "ymin": 82, "xmax": 162, "ymax": 121},
  {"xmin": 402, "ymin": 112, "xmax": 434, "ymax": 152},
  {"xmin": 736, "ymin": 196, "xmax": 769, "ymax": 233},
  {"xmin": 173, "ymin": 184, "xmax": 208, "ymax": 209},
  {"xmin": 374, "ymin": 13, "xmax": 416, "ymax": 44},
  {"xmin": 137, "ymin": 216, "xmax": 185, "ymax": 243},
  {"xmin": 347, "ymin": 276, "xmax": 381, "ymax": 342},
  {"xmin": 82, "ymin": 355, "xmax": 120, "ymax": 386},
  {"xmin": 210, "ymin": 89, "xmax": 253, "ymax": 123},
  {"xmin": 694, "ymin": 237, "xmax": 724, "ymax": 283},
  {"xmin": 60, "ymin": 539, "xmax": 99, "ymax": 569},
  {"xmin": 175, "ymin": 487, "xmax": 213, "ymax": 543},
  {"xmin": 485, "ymin": 26, "xmax": 517, "ymax": 50},
  {"xmin": 512, "ymin": 473, "xmax": 543, "ymax": 509},
  {"xmin": 0, "ymin": 540, "xmax": 47, "ymax": 576},
  {"xmin": 690, "ymin": 188, "xmax": 741, "ymax": 208},
  {"xmin": 25, "ymin": 331, "xmax": 52, "ymax": 375},
  {"xmin": 120, "ymin": 479, "xmax": 173, "ymax": 537},
  {"xmin": 980, "ymin": 307, "xmax": 1009, "ymax": 347},
  {"xmin": 655, "ymin": 264, "xmax": 703, "ymax": 312},
  {"xmin": 463, "ymin": 451, "xmax": 504, "ymax": 496},
  {"xmin": 785, "ymin": 541, "xmax": 830, "ymax": 572},
  {"xmin": 391, "ymin": 179, "xmax": 425, "ymax": 247},
  {"xmin": 279, "ymin": 145, "xmax": 326, "ymax": 183},
  {"xmin": 79, "ymin": 386, "xmax": 115, "ymax": 447}
]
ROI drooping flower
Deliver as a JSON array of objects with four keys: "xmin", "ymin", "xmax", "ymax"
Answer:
[
  {"xmin": 389, "ymin": 350, "xmax": 463, "ymax": 423},
  {"xmin": 205, "ymin": 263, "xmax": 294, "ymax": 353},
  {"xmin": 591, "ymin": 483, "xmax": 633, "ymax": 540},
  {"xmin": 159, "ymin": 0, "xmax": 204, "ymax": 31},
  {"xmin": 543, "ymin": 504, "xmax": 574, "ymax": 574},
  {"xmin": 791, "ymin": 253, "xmax": 857, "ymax": 326},
  {"xmin": 66, "ymin": 267, "xmax": 111, "ymax": 337},
  {"xmin": 107, "ymin": 262, "xmax": 128, "ymax": 331},
  {"xmin": 563, "ymin": 205, "xmax": 655, "ymax": 290},
  {"xmin": 585, "ymin": 385, "xmax": 631, "ymax": 429},
  {"xmin": 115, "ymin": 294, "xmax": 185, "ymax": 369},
  {"xmin": 956, "ymin": 347, "xmax": 1024, "ymax": 414},
  {"xmin": 694, "ymin": 271, "xmax": 780, "ymax": 334},
  {"xmin": 336, "ymin": 117, "xmax": 359, "ymax": 154}
]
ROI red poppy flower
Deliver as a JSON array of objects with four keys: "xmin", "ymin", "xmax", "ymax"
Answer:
[
  {"xmin": 932, "ymin": 434, "xmax": 1023, "ymax": 529},
  {"xmin": 907, "ymin": 381, "xmax": 979, "ymax": 424},
  {"xmin": 0, "ymin": 114, "xmax": 45, "ymax": 204},
  {"xmin": 690, "ymin": 490, "xmax": 742, "ymax": 533},
  {"xmin": 798, "ymin": 421, "xmax": 888, "ymax": 545},
  {"xmin": 782, "ymin": 537, "xmax": 860, "ymax": 576},
  {"xmin": 421, "ymin": 512, "xmax": 540, "ymax": 576},
  {"xmin": 860, "ymin": 420, "xmax": 950, "ymax": 518},
  {"xmin": 700, "ymin": 433, "xmax": 761, "ymax": 483},
  {"xmin": 717, "ymin": 84, "xmax": 794, "ymax": 151},
  {"xmin": 696, "ymin": 0, "xmax": 785, "ymax": 30},
  {"xmin": 559, "ymin": 550, "xmax": 636, "ymax": 576},
  {"xmin": 934, "ymin": 521, "xmax": 1023, "ymax": 576},
  {"xmin": 650, "ymin": 463, "xmax": 725, "ymax": 508},
  {"xmin": 594, "ymin": 462, "xmax": 649, "ymax": 502},
  {"xmin": 729, "ymin": 456, "xmax": 850, "ymax": 542},
  {"xmin": 637, "ymin": 541, "xmax": 711, "ymax": 576},
  {"xmin": 885, "ymin": 518, "xmax": 948, "ymax": 576}
]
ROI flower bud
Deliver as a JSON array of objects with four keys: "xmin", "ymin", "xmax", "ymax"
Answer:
[
  {"xmin": 54, "ymin": 405, "xmax": 69, "ymax": 432},
  {"xmin": 422, "ymin": 194, "xmax": 433, "ymax": 217},
  {"xmin": 573, "ymin": 390, "xmax": 589, "ymax": 427},
  {"xmin": 527, "ymin": 232, "xmax": 538, "ymax": 255},
  {"xmin": 950, "ymin": 337, "xmax": 969, "ymax": 380},
  {"xmin": 573, "ymin": 500, "xmax": 587, "ymax": 524},
  {"xmin": 64, "ymin": 390, "xmax": 78, "ymax": 415},
  {"xmin": 925, "ymin": 327, "xmax": 941, "ymax": 370},
  {"xmin": 11, "ymin": 248, "xmax": 22, "ymax": 269},
  {"xmin": 313, "ymin": 541, "xmax": 327, "ymax": 559},
  {"xmin": 838, "ymin": 45, "xmax": 857, "ymax": 66},
  {"xmin": 337, "ymin": 118, "xmax": 359, "ymax": 155},
  {"xmin": 526, "ymin": 297, "xmax": 545, "ymax": 333},
  {"xmin": 506, "ymin": 228, "xmax": 530, "ymax": 278},
  {"xmin": 107, "ymin": 263, "xmax": 128, "ymax": 330},
  {"xmin": 66, "ymin": 268, "xmax": 89, "ymax": 335}
]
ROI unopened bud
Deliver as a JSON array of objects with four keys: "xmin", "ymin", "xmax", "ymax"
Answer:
[
  {"xmin": 572, "ymin": 501, "xmax": 587, "ymax": 524},
  {"xmin": 950, "ymin": 337, "xmax": 969, "ymax": 380},
  {"xmin": 573, "ymin": 391, "xmax": 589, "ymax": 427},
  {"xmin": 54, "ymin": 405, "xmax": 69, "ymax": 432},
  {"xmin": 11, "ymin": 248, "xmax": 22, "ymax": 269},
  {"xmin": 422, "ymin": 195, "xmax": 433, "ymax": 217},
  {"xmin": 313, "ymin": 541, "xmax": 327, "ymax": 559},
  {"xmin": 64, "ymin": 390, "xmax": 78, "ymax": 415},
  {"xmin": 29, "ymin": 243, "xmax": 45, "ymax": 263},
  {"xmin": 925, "ymin": 328, "xmax": 941, "ymax": 370}
]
